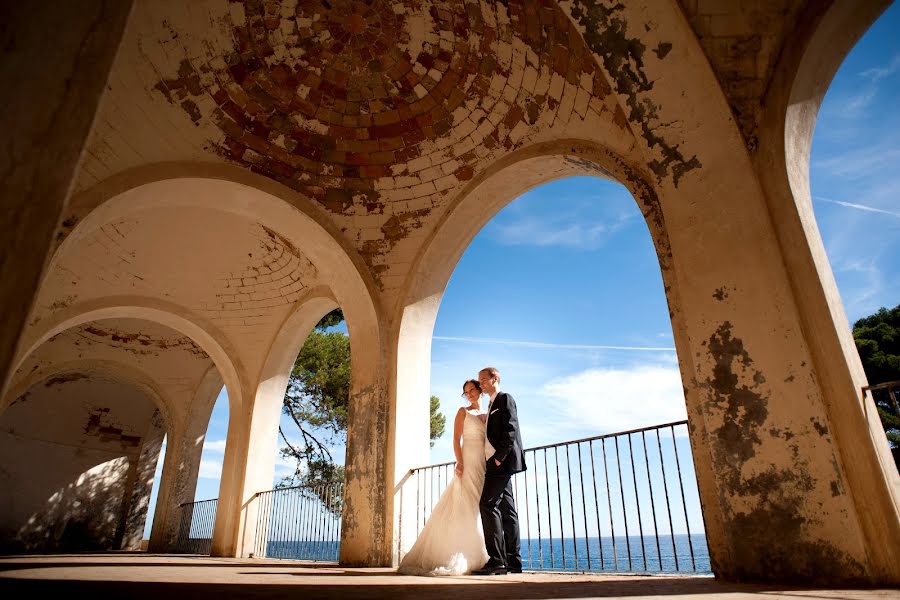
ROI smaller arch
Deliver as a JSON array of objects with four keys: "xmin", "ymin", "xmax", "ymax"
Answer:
[
  {"xmin": 2, "ymin": 358, "xmax": 174, "ymax": 434},
  {"xmin": 6, "ymin": 296, "xmax": 244, "ymax": 425},
  {"xmin": 258, "ymin": 285, "xmax": 339, "ymax": 392},
  {"xmin": 398, "ymin": 138, "xmax": 671, "ymax": 313},
  {"xmin": 228, "ymin": 286, "xmax": 346, "ymax": 557}
]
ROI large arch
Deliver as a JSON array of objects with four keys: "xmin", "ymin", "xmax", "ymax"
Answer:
[
  {"xmin": 754, "ymin": 0, "xmax": 900, "ymax": 583},
  {"xmin": 30, "ymin": 166, "xmax": 389, "ymax": 562},
  {"xmin": 238, "ymin": 285, "xmax": 339, "ymax": 557},
  {"xmin": 391, "ymin": 138, "xmax": 694, "ymax": 561}
]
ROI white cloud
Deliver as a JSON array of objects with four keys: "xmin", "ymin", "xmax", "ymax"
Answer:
[
  {"xmin": 198, "ymin": 459, "xmax": 222, "ymax": 479},
  {"xmin": 489, "ymin": 211, "xmax": 635, "ymax": 249},
  {"xmin": 861, "ymin": 53, "xmax": 900, "ymax": 82},
  {"xmin": 202, "ymin": 439, "xmax": 227, "ymax": 452},
  {"xmin": 433, "ymin": 335, "xmax": 674, "ymax": 352},
  {"xmin": 838, "ymin": 54, "xmax": 900, "ymax": 114},
  {"xmin": 813, "ymin": 144, "xmax": 900, "ymax": 180},
  {"xmin": 814, "ymin": 196, "xmax": 900, "ymax": 219},
  {"xmin": 540, "ymin": 366, "xmax": 686, "ymax": 436}
]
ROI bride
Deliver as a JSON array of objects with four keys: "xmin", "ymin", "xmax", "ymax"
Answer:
[{"xmin": 398, "ymin": 379, "xmax": 490, "ymax": 575}]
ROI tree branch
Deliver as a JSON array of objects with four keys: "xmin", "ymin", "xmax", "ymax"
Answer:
[{"xmin": 284, "ymin": 401, "xmax": 333, "ymax": 462}]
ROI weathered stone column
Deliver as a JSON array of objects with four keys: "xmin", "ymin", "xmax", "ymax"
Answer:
[
  {"xmin": 0, "ymin": 0, "xmax": 132, "ymax": 392},
  {"xmin": 147, "ymin": 425, "xmax": 204, "ymax": 552},
  {"xmin": 150, "ymin": 366, "xmax": 222, "ymax": 552},
  {"xmin": 119, "ymin": 409, "xmax": 166, "ymax": 550},
  {"xmin": 560, "ymin": 0, "xmax": 900, "ymax": 584}
]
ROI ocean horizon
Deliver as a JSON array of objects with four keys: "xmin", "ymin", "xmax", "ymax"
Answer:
[{"xmin": 264, "ymin": 532, "xmax": 710, "ymax": 574}]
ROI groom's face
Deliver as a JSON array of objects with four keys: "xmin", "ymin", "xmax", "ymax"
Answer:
[{"xmin": 478, "ymin": 371, "xmax": 496, "ymax": 395}]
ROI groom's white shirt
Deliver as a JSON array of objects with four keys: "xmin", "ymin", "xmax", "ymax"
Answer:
[{"xmin": 484, "ymin": 387, "xmax": 500, "ymax": 460}]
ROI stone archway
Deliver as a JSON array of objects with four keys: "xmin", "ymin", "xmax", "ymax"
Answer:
[
  {"xmin": 754, "ymin": 0, "xmax": 900, "ymax": 583},
  {"xmin": 391, "ymin": 138, "xmax": 691, "ymax": 561},
  {"xmin": 0, "ymin": 359, "xmax": 168, "ymax": 553},
  {"xmin": 27, "ymin": 169, "xmax": 390, "ymax": 562}
]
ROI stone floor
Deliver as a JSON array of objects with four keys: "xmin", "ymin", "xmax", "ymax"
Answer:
[{"xmin": 0, "ymin": 554, "xmax": 898, "ymax": 599}]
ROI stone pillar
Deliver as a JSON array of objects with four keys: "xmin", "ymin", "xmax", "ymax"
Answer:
[
  {"xmin": 119, "ymin": 409, "xmax": 166, "ymax": 550},
  {"xmin": 150, "ymin": 368, "xmax": 221, "ymax": 552},
  {"xmin": 390, "ymin": 302, "xmax": 439, "ymax": 565},
  {"xmin": 560, "ymin": 0, "xmax": 900, "ymax": 584},
  {"xmin": 147, "ymin": 426, "xmax": 203, "ymax": 552},
  {"xmin": 215, "ymin": 377, "xmax": 281, "ymax": 559},
  {"xmin": 0, "ymin": 0, "xmax": 133, "ymax": 392},
  {"xmin": 754, "ymin": 0, "xmax": 900, "ymax": 584}
]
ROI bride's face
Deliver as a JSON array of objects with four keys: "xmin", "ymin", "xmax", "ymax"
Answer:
[{"xmin": 462, "ymin": 383, "xmax": 480, "ymax": 403}]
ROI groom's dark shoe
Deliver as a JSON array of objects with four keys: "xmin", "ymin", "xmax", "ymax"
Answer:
[{"xmin": 472, "ymin": 560, "xmax": 507, "ymax": 575}]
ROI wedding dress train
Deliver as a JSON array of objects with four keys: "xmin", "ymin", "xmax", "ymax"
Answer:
[{"xmin": 398, "ymin": 410, "xmax": 489, "ymax": 576}]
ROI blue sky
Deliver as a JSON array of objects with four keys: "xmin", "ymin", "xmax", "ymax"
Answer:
[{"xmin": 145, "ymin": 4, "xmax": 900, "ymax": 537}]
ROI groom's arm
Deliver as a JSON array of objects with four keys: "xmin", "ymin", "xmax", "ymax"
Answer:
[{"xmin": 491, "ymin": 393, "xmax": 520, "ymax": 463}]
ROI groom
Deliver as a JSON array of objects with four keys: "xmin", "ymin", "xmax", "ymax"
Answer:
[{"xmin": 473, "ymin": 367, "xmax": 526, "ymax": 575}]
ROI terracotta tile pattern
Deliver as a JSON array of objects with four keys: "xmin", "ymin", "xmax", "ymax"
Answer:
[{"xmin": 153, "ymin": 0, "xmax": 619, "ymax": 284}]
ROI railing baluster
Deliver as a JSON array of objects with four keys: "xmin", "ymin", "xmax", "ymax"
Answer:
[
  {"xmin": 589, "ymin": 440, "xmax": 603, "ymax": 571},
  {"xmin": 671, "ymin": 424, "xmax": 696, "ymax": 571},
  {"xmin": 602, "ymin": 438, "xmax": 617, "ymax": 571},
  {"xmin": 614, "ymin": 436, "xmax": 631, "ymax": 570},
  {"xmin": 554, "ymin": 446, "xmax": 565, "ymax": 570},
  {"xmin": 656, "ymin": 428, "xmax": 678, "ymax": 571},
  {"xmin": 627, "ymin": 434, "xmax": 647, "ymax": 571},
  {"xmin": 523, "ymin": 456, "xmax": 533, "ymax": 571},
  {"xmin": 577, "ymin": 442, "xmax": 590, "ymax": 571},
  {"xmin": 566, "ymin": 444, "xmax": 578, "ymax": 571},
  {"xmin": 544, "ymin": 448, "xmax": 553, "ymax": 569},
  {"xmin": 642, "ymin": 430, "xmax": 662, "ymax": 571},
  {"xmin": 534, "ymin": 449, "xmax": 543, "ymax": 569}
]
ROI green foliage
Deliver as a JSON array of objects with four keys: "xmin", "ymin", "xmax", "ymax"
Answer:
[
  {"xmin": 430, "ymin": 395, "xmax": 446, "ymax": 448},
  {"xmin": 279, "ymin": 309, "xmax": 447, "ymax": 501},
  {"xmin": 853, "ymin": 304, "xmax": 900, "ymax": 447},
  {"xmin": 315, "ymin": 308, "xmax": 345, "ymax": 331},
  {"xmin": 279, "ymin": 310, "xmax": 351, "ymax": 494}
]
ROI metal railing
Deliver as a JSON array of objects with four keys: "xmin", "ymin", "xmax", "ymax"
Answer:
[
  {"xmin": 252, "ymin": 482, "xmax": 343, "ymax": 561},
  {"xmin": 173, "ymin": 498, "xmax": 218, "ymax": 555},
  {"xmin": 863, "ymin": 380, "xmax": 900, "ymax": 420},
  {"xmin": 863, "ymin": 380, "xmax": 900, "ymax": 470},
  {"xmin": 401, "ymin": 420, "xmax": 709, "ymax": 574}
]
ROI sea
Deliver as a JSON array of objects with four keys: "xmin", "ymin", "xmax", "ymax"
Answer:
[{"xmin": 266, "ymin": 533, "xmax": 711, "ymax": 574}]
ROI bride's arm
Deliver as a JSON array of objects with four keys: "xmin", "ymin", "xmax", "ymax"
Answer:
[{"xmin": 453, "ymin": 407, "xmax": 466, "ymax": 477}]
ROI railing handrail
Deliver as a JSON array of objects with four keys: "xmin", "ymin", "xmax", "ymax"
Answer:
[
  {"xmin": 178, "ymin": 497, "xmax": 218, "ymax": 508},
  {"xmin": 407, "ymin": 419, "xmax": 690, "ymax": 473},
  {"xmin": 253, "ymin": 481, "xmax": 344, "ymax": 497},
  {"xmin": 862, "ymin": 380, "xmax": 900, "ymax": 392}
]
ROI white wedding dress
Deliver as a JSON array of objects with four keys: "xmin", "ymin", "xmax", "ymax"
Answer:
[{"xmin": 398, "ymin": 409, "xmax": 490, "ymax": 575}]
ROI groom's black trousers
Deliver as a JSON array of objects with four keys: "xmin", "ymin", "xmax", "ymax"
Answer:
[{"xmin": 479, "ymin": 471, "xmax": 522, "ymax": 569}]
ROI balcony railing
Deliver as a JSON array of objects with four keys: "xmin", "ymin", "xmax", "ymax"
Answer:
[
  {"xmin": 400, "ymin": 420, "xmax": 709, "ymax": 574},
  {"xmin": 172, "ymin": 498, "xmax": 218, "ymax": 555},
  {"xmin": 227, "ymin": 421, "xmax": 708, "ymax": 573},
  {"xmin": 251, "ymin": 482, "xmax": 343, "ymax": 561}
]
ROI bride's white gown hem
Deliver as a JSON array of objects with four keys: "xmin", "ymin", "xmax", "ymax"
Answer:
[{"xmin": 398, "ymin": 410, "xmax": 489, "ymax": 576}]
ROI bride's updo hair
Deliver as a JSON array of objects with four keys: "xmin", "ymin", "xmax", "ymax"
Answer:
[{"xmin": 462, "ymin": 379, "xmax": 482, "ymax": 397}]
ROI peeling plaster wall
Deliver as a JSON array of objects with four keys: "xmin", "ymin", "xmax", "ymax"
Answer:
[
  {"xmin": 2, "ymin": 0, "xmax": 897, "ymax": 582},
  {"xmin": 0, "ymin": 376, "xmax": 158, "ymax": 553},
  {"xmin": 32, "ymin": 206, "xmax": 320, "ymax": 380},
  {"xmin": 4, "ymin": 317, "xmax": 218, "ymax": 552},
  {"xmin": 70, "ymin": 0, "xmax": 640, "ymax": 302}
]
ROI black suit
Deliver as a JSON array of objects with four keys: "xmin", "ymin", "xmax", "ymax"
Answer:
[{"xmin": 480, "ymin": 391, "xmax": 526, "ymax": 570}]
